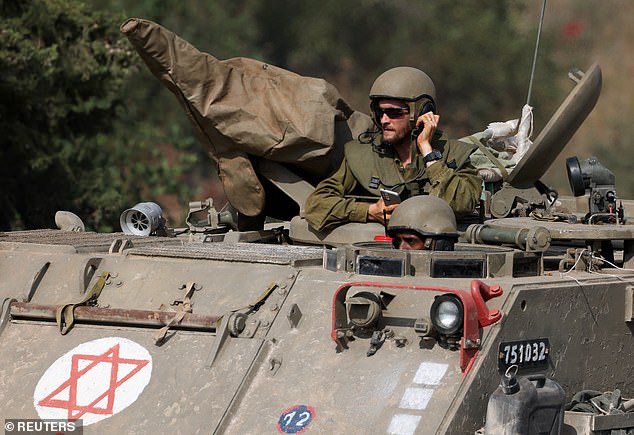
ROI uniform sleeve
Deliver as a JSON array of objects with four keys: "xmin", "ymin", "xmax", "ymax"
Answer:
[
  {"xmin": 304, "ymin": 158, "xmax": 370, "ymax": 232},
  {"xmin": 425, "ymin": 155, "xmax": 482, "ymax": 216}
]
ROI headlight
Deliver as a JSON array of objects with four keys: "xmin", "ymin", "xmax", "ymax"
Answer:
[
  {"xmin": 430, "ymin": 294, "xmax": 464, "ymax": 336},
  {"xmin": 565, "ymin": 156, "xmax": 615, "ymax": 197}
]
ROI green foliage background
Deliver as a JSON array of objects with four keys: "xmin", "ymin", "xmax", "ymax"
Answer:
[{"xmin": 3, "ymin": 0, "xmax": 626, "ymax": 231}]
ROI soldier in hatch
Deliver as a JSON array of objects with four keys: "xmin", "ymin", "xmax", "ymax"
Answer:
[
  {"xmin": 304, "ymin": 67, "xmax": 481, "ymax": 232},
  {"xmin": 387, "ymin": 196, "xmax": 458, "ymax": 251}
]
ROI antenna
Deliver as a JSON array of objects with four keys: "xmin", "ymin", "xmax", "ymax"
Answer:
[
  {"xmin": 526, "ymin": 0, "xmax": 548, "ymax": 106},
  {"xmin": 383, "ymin": 209, "xmax": 388, "ymax": 237},
  {"xmin": 498, "ymin": 0, "xmax": 547, "ymax": 139}
]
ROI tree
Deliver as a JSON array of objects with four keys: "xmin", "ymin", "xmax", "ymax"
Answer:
[
  {"xmin": 0, "ymin": 0, "xmax": 127, "ymax": 229},
  {"xmin": 0, "ymin": 0, "xmax": 197, "ymax": 230}
]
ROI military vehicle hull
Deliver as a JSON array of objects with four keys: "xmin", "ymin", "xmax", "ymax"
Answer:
[{"xmin": 1, "ymin": 226, "xmax": 633, "ymax": 434}]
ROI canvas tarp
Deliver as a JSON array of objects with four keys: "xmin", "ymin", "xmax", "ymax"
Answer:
[{"xmin": 121, "ymin": 18, "xmax": 373, "ymax": 216}]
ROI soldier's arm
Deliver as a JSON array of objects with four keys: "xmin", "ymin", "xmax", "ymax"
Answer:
[
  {"xmin": 304, "ymin": 159, "xmax": 371, "ymax": 232},
  {"xmin": 425, "ymin": 157, "xmax": 482, "ymax": 216}
]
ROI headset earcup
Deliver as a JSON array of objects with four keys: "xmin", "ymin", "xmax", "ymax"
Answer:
[
  {"xmin": 410, "ymin": 98, "xmax": 437, "ymax": 131},
  {"xmin": 370, "ymin": 100, "xmax": 381, "ymax": 127},
  {"xmin": 419, "ymin": 100, "xmax": 436, "ymax": 116}
]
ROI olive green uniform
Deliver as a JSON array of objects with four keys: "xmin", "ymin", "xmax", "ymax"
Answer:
[{"xmin": 304, "ymin": 131, "xmax": 481, "ymax": 232}]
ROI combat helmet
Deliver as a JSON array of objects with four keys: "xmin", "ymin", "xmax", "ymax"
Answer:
[
  {"xmin": 369, "ymin": 66, "xmax": 437, "ymax": 127},
  {"xmin": 387, "ymin": 195, "xmax": 458, "ymax": 251}
]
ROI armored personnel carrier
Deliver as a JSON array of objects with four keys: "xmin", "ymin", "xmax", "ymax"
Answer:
[{"xmin": 1, "ymin": 42, "xmax": 633, "ymax": 434}]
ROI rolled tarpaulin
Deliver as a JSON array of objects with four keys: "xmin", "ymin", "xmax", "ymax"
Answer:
[{"xmin": 121, "ymin": 18, "xmax": 373, "ymax": 216}]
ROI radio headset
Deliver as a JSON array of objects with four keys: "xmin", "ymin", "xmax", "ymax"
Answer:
[{"xmin": 411, "ymin": 97, "xmax": 436, "ymax": 136}]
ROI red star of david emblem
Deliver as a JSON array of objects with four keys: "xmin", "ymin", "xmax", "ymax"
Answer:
[{"xmin": 37, "ymin": 343, "xmax": 150, "ymax": 420}]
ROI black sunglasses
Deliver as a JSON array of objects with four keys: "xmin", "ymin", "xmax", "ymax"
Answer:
[{"xmin": 374, "ymin": 107, "xmax": 409, "ymax": 119}]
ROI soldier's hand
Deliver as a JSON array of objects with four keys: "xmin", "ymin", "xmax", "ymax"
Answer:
[
  {"xmin": 368, "ymin": 198, "xmax": 398, "ymax": 224},
  {"xmin": 415, "ymin": 112, "xmax": 440, "ymax": 155}
]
